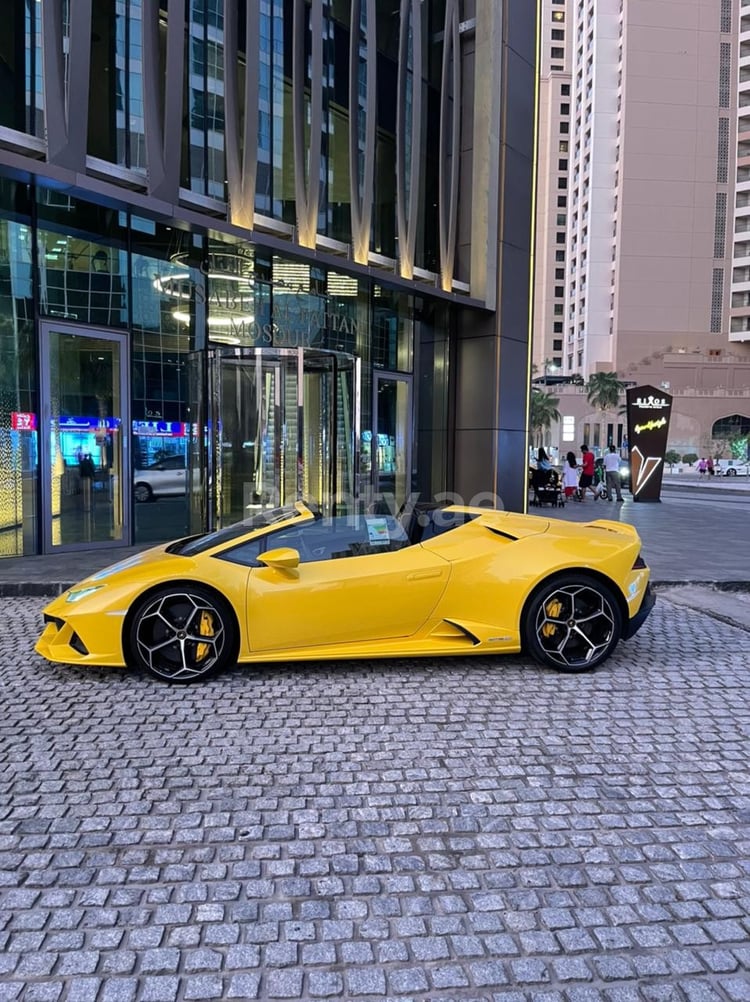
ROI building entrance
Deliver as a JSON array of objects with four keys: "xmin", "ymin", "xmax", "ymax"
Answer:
[
  {"xmin": 208, "ymin": 348, "xmax": 358, "ymax": 526},
  {"xmin": 40, "ymin": 323, "xmax": 130, "ymax": 553}
]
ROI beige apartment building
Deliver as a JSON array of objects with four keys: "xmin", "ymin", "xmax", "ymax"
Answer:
[{"xmin": 533, "ymin": 0, "xmax": 750, "ymax": 458}]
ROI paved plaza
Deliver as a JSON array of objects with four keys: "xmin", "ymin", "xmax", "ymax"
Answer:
[{"xmin": 1, "ymin": 581, "xmax": 749, "ymax": 1001}]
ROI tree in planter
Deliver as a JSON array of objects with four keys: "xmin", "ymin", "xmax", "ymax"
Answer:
[
  {"xmin": 529, "ymin": 389, "xmax": 560, "ymax": 448},
  {"xmin": 682, "ymin": 453, "xmax": 698, "ymax": 467},
  {"xmin": 664, "ymin": 449, "xmax": 681, "ymax": 472}
]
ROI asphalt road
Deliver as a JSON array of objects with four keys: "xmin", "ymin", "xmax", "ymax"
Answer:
[{"xmin": 1, "ymin": 592, "xmax": 749, "ymax": 1001}]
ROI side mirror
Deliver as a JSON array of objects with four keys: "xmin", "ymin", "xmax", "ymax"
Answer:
[{"xmin": 258, "ymin": 547, "xmax": 300, "ymax": 574}]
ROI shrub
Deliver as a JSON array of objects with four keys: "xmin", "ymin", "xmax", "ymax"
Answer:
[
  {"xmin": 664, "ymin": 450, "xmax": 681, "ymax": 466},
  {"xmin": 681, "ymin": 453, "xmax": 698, "ymax": 465}
]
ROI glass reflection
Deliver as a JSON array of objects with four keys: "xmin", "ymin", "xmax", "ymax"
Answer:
[
  {"xmin": 183, "ymin": 0, "xmax": 227, "ymax": 199},
  {"xmin": 37, "ymin": 228, "xmax": 128, "ymax": 328},
  {"xmin": 0, "ymin": 215, "xmax": 37, "ymax": 557},
  {"xmin": 0, "ymin": 0, "xmax": 44, "ymax": 136}
]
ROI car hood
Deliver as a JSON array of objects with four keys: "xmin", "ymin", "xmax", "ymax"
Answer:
[{"xmin": 61, "ymin": 543, "xmax": 188, "ymax": 595}]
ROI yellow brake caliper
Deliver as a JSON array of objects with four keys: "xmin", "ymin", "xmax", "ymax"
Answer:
[
  {"xmin": 196, "ymin": 610, "xmax": 215, "ymax": 662},
  {"xmin": 541, "ymin": 596, "xmax": 563, "ymax": 638}
]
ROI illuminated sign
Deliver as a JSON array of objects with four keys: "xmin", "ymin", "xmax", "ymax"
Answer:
[
  {"xmin": 58, "ymin": 417, "xmax": 121, "ymax": 431},
  {"xmin": 625, "ymin": 385, "xmax": 673, "ymax": 503},
  {"xmin": 11, "ymin": 412, "xmax": 36, "ymax": 431},
  {"xmin": 133, "ymin": 421, "xmax": 188, "ymax": 437}
]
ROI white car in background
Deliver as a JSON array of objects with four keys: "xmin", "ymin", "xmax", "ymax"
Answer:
[
  {"xmin": 133, "ymin": 454, "xmax": 187, "ymax": 501},
  {"xmin": 716, "ymin": 459, "xmax": 749, "ymax": 477}
]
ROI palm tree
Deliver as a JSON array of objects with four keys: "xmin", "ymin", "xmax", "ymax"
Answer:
[
  {"xmin": 530, "ymin": 389, "xmax": 560, "ymax": 446},
  {"xmin": 586, "ymin": 371, "xmax": 626, "ymax": 413}
]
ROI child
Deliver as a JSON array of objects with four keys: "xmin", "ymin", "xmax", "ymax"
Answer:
[{"xmin": 562, "ymin": 451, "xmax": 579, "ymax": 499}]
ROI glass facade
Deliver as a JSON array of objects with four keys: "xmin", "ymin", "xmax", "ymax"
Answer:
[
  {"xmin": 0, "ymin": 173, "xmax": 455, "ymax": 558},
  {"xmin": 0, "ymin": 0, "xmax": 537, "ymax": 560}
]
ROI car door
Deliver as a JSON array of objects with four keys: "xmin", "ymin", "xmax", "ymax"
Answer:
[
  {"xmin": 246, "ymin": 514, "xmax": 451, "ymax": 652},
  {"xmin": 159, "ymin": 455, "xmax": 186, "ymax": 494}
]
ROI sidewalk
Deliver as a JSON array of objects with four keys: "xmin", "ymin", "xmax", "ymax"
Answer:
[{"xmin": 0, "ymin": 480, "xmax": 748, "ymax": 595}]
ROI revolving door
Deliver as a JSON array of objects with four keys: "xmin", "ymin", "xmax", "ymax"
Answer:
[{"xmin": 208, "ymin": 348, "xmax": 358, "ymax": 526}]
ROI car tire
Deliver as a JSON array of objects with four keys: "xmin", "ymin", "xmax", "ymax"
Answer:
[
  {"xmin": 727, "ymin": 468, "xmax": 737, "ymax": 477},
  {"xmin": 128, "ymin": 585, "xmax": 237, "ymax": 683},
  {"xmin": 523, "ymin": 574, "xmax": 622, "ymax": 673},
  {"xmin": 134, "ymin": 482, "xmax": 153, "ymax": 502}
]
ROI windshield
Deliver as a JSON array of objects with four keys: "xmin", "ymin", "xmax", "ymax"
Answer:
[{"xmin": 167, "ymin": 507, "xmax": 302, "ymax": 557}]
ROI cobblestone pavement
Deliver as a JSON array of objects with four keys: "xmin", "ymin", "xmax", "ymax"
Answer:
[{"xmin": 1, "ymin": 596, "xmax": 749, "ymax": 1002}]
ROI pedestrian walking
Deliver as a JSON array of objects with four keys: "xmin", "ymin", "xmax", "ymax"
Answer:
[
  {"xmin": 603, "ymin": 444, "xmax": 624, "ymax": 502},
  {"xmin": 562, "ymin": 451, "xmax": 579, "ymax": 500},
  {"xmin": 698, "ymin": 457, "xmax": 707, "ymax": 478},
  {"xmin": 578, "ymin": 443, "xmax": 598, "ymax": 501}
]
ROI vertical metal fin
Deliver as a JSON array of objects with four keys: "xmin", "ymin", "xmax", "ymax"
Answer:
[
  {"xmin": 143, "ymin": 0, "xmax": 185, "ymax": 202},
  {"xmin": 293, "ymin": 0, "xmax": 324, "ymax": 247},
  {"xmin": 226, "ymin": 0, "xmax": 260, "ymax": 230},
  {"xmin": 439, "ymin": 0, "xmax": 461, "ymax": 291},
  {"xmin": 396, "ymin": 0, "xmax": 423, "ymax": 279},
  {"xmin": 42, "ymin": 0, "xmax": 92, "ymax": 169}
]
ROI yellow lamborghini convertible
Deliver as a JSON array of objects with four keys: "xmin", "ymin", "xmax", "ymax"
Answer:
[{"xmin": 36, "ymin": 501, "xmax": 654, "ymax": 683}]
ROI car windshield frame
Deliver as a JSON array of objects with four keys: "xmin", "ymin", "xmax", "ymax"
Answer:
[{"xmin": 166, "ymin": 506, "xmax": 306, "ymax": 557}]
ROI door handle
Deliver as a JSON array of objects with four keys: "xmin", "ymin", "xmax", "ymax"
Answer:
[{"xmin": 406, "ymin": 569, "xmax": 443, "ymax": 581}]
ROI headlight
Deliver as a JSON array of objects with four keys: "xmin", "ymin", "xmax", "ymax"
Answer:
[{"xmin": 66, "ymin": 585, "xmax": 105, "ymax": 604}]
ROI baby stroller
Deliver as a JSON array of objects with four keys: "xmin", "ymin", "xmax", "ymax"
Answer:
[{"xmin": 530, "ymin": 467, "xmax": 565, "ymax": 507}]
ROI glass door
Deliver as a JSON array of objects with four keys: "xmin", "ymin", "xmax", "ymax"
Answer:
[
  {"xmin": 212, "ymin": 351, "xmax": 295, "ymax": 526},
  {"xmin": 299, "ymin": 351, "xmax": 358, "ymax": 513},
  {"xmin": 372, "ymin": 372, "xmax": 412, "ymax": 513},
  {"xmin": 211, "ymin": 348, "xmax": 358, "ymax": 528},
  {"xmin": 40, "ymin": 324, "xmax": 129, "ymax": 552}
]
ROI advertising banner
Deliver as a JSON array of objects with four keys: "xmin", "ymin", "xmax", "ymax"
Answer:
[{"xmin": 625, "ymin": 385, "xmax": 673, "ymax": 502}]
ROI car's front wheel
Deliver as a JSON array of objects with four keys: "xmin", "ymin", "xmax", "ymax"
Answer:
[
  {"xmin": 726, "ymin": 468, "xmax": 737, "ymax": 477},
  {"xmin": 128, "ymin": 586, "xmax": 237, "ymax": 683},
  {"xmin": 523, "ymin": 575, "xmax": 622, "ymax": 673},
  {"xmin": 134, "ymin": 482, "xmax": 153, "ymax": 502}
]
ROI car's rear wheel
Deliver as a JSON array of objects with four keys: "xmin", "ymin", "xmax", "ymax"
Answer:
[
  {"xmin": 727, "ymin": 468, "xmax": 737, "ymax": 477},
  {"xmin": 134, "ymin": 482, "xmax": 153, "ymax": 502},
  {"xmin": 524, "ymin": 574, "xmax": 622, "ymax": 673},
  {"xmin": 129, "ymin": 586, "xmax": 236, "ymax": 683}
]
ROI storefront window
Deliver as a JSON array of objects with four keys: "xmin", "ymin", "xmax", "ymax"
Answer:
[{"xmin": 0, "ymin": 183, "xmax": 37, "ymax": 557}]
